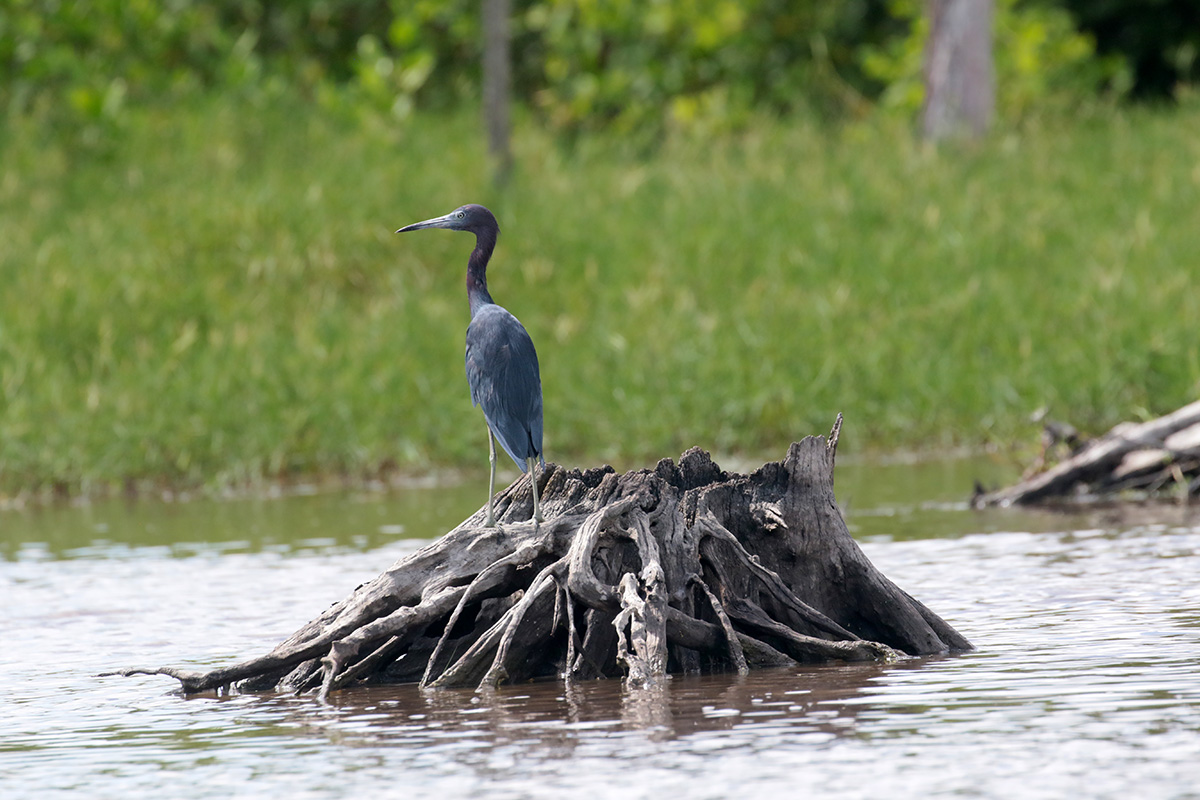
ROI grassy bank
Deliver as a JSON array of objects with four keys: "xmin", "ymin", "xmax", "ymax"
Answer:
[{"xmin": 2, "ymin": 94, "xmax": 1198, "ymax": 494}]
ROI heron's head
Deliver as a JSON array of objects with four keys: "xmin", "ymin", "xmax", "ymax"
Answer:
[{"xmin": 396, "ymin": 204, "xmax": 499, "ymax": 237}]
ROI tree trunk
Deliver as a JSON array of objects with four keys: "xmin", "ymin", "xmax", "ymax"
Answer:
[
  {"xmin": 922, "ymin": 0, "xmax": 995, "ymax": 140},
  {"xmin": 108, "ymin": 417, "xmax": 972, "ymax": 698},
  {"xmin": 482, "ymin": 0, "xmax": 513, "ymax": 185}
]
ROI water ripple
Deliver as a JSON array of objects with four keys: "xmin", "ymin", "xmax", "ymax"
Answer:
[{"xmin": 4, "ymin": 513, "xmax": 1200, "ymax": 799}]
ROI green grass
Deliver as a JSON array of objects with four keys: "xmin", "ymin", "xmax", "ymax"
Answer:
[{"xmin": 2, "ymin": 93, "xmax": 1199, "ymax": 494}]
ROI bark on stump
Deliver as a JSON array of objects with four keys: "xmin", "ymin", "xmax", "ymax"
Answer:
[{"xmin": 109, "ymin": 417, "xmax": 971, "ymax": 697}]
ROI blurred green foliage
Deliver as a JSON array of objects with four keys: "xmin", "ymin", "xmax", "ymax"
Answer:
[
  {"xmin": 1, "ymin": 0, "xmax": 390, "ymax": 139},
  {"xmin": 6, "ymin": 0, "xmax": 1186, "ymax": 139},
  {"xmin": 518, "ymin": 0, "xmax": 887, "ymax": 139},
  {"xmin": 2, "ymin": 2, "xmax": 1199, "ymax": 496},
  {"xmin": 2, "ymin": 94, "xmax": 1199, "ymax": 495}
]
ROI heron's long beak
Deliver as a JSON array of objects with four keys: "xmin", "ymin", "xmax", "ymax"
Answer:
[{"xmin": 396, "ymin": 213, "xmax": 455, "ymax": 234}]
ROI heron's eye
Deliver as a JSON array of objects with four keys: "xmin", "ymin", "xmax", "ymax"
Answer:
[{"xmin": 457, "ymin": 211, "xmax": 465, "ymax": 219}]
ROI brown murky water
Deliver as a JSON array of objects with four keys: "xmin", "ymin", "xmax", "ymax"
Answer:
[{"xmin": 3, "ymin": 455, "xmax": 1200, "ymax": 799}]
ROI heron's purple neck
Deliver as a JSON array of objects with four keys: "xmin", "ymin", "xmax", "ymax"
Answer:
[{"xmin": 466, "ymin": 227, "xmax": 497, "ymax": 317}]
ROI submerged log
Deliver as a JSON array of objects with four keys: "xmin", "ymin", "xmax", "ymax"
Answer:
[
  {"xmin": 975, "ymin": 400, "xmax": 1200, "ymax": 507},
  {"xmin": 108, "ymin": 417, "xmax": 971, "ymax": 697}
]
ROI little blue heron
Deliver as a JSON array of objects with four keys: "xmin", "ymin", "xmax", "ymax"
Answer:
[{"xmin": 397, "ymin": 204, "xmax": 544, "ymax": 526}]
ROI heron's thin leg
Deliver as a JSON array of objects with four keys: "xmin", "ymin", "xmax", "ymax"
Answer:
[
  {"xmin": 527, "ymin": 456, "xmax": 544, "ymax": 523},
  {"xmin": 485, "ymin": 427, "xmax": 498, "ymax": 527}
]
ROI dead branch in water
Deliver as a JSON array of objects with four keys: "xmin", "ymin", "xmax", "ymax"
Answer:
[{"xmin": 975, "ymin": 401, "xmax": 1200, "ymax": 507}]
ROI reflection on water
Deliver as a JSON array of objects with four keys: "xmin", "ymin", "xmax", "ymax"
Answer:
[
  {"xmin": 312, "ymin": 661, "xmax": 906, "ymax": 747},
  {"xmin": 2, "ymin": 454, "xmax": 1200, "ymax": 799},
  {"xmin": 0, "ymin": 479, "xmax": 483, "ymax": 561},
  {"xmin": 0, "ymin": 452, "xmax": 1101, "ymax": 560}
]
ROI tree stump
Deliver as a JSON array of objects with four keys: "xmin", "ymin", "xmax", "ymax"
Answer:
[{"xmin": 109, "ymin": 417, "xmax": 971, "ymax": 698}]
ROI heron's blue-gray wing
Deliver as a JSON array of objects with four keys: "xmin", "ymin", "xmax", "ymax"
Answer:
[{"xmin": 465, "ymin": 304, "xmax": 543, "ymax": 471}]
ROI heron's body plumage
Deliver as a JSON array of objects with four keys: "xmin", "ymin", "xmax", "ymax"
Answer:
[
  {"xmin": 397, "ymin": 203, "xmax": 546, "ymax": 525},
  {"xmin": 466, "ymin": 302, "xmax": 543, "ymax": 472}
]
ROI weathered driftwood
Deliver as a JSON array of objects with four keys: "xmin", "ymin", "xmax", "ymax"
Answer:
[
  {"xmin": 975, "ymin": 400, "xmax": 1200, "ymax": 507},
  {"xmin": 108, "ymin": 417, "xmax": 971, "ymax": 698}
]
